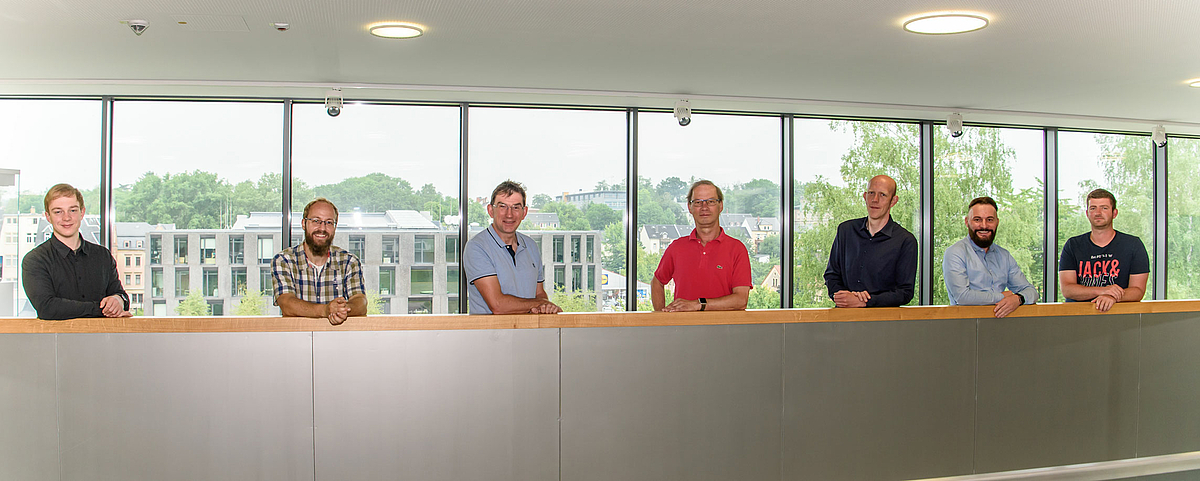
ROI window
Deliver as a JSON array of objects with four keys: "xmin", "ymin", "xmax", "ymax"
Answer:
[
  {"xmin": 153, "ymin": 301, "xmax": 166, "ymax": 316},
  {"xmin": 258, "ymin": 236, "xmax": 274, "ymax": 264},
  {"xmin": 174, "ymin": 236, "xmax": 188, "ymax": 264},
  {"xmin": 202, "ymin": 269, "xmax": 218, "ymax": 297},
  {"xmin": 150, "ymin": 236, "xmax": 162, "ymax": 264},
  {"xmin": 382, "ymin": 236, "xmax": 398, "ymax": 264},
  {"xmin": 555, "ymin": 266, "xmax": 565, "ymax": 290},
  {"xmin": 379, "ymin": 267, "xmax": 395, "ymax": 296},
  {"xmin": 132, "ymin": 293, "xmax": 143, "ymax": 305},
  {"xmin": 231, "ymin": 268, "xmax": 247, "ymax": 296},
  {"xmin": 408, "ymin": 298, "xmax": 432, "ymax": 314},
  {"xmin": 446, "ymin": 236, "xmax": 458, "ymax": 264},
  {"xmin": 586, "ymin": 236, "xmax": 595, "ymax": 263},
  {"xmin": 447, "ymin": 266, "xmax": 459, "ymax": 295},
  {"xmin": 125, "ymin": 256, "xmax": 131, "ymax": 267},
  {"xmin": 125, "ymin": 274, "xmax": 132, "ymax": 285},
  {"xmin": 292, "ymin": 103, "xmax": 460, "ymax": 314},
  {"xmin": 553, "ymin": 236, "xmax": 564, "ymax": 263},
  {"xmin": 792, "ymin": 119, "xmax": 920, "ymax": 308},
  {"xmin": 414, "ymin": 236, "xmax": 433, "ymax": 264},
  {"xmin": 588, "ymin": 265, "xmax": 596, "ymax": 290},
  {"xmin": 468, "ymin": 107, "xmax": 625, "ymax": 313},
  {"xmin": 151, "ymin": 269, "xmax": 163, "ymax": 297},
  {"xmin": 447, "ymin": 297, "xmax": 460, "ymax": 314},
  {"xmin": 175, "ymin": 268, "xmax": 189, "ymax": 297},
  {"xmin": 572, "ymin": 266, "xmax": 582, "ymax": 291},
  {"xmin": 135, "ymin": 256, "xmax": 141, "ymax": 267},
  {"xmin": 411, "ymin": 267, "xmax": 433, "ymax": 296},
  {"xmin": 933, "ymin": 127, "xmax": 1045, "ymax": 304},
  {"xmin": 134, "ymin": 274, "xmax": 141, "ymax": 286},
  {"xmin": 1168, "ymin": 137, "xmax": 1200, "ymax": 299},
  {"xmin": 349, "ymin": 236, "xmax": 366, "ymax": 261},
  {"xmin": 571, "ymin": 236, "xmax": 581, "ymax": 263},
  {"xmin": 229, "ymin": 235, "xmax": 244, "ymax": 264},
  {"xmin": 260, "ymin": 268, "xmax": 273, "ymax": 296},
  {"xmin": 207, "ymin": 300, "xmax": 224, "ymax": 316},
  {"xmin": 200, "ymin": 236, "xmax": 216, "ymax": 265},
  {"xmin": 1057, "ymin": 132, "xmax": 1153, "ymax": 301},
  {"xmin": 1, "ymin": 99, "xmax": 101, "ymax": 318}
]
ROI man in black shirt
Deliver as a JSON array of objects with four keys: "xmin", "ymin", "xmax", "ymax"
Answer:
[
  {"xmin": 824, "ymin": 175, "xmax": 918, "ymax": 307},
  {"xmin": 21, "ymin": 184, "xmax": 130, "ymax": 320},
  {"xmin": 1059, "ymin": 188, "xmax": 1149, "ymax": 312}
]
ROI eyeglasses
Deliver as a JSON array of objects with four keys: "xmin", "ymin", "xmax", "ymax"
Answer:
[
  {"xmin": 304, "ymin": 218, "xmax": 337, "ymax": 228},
  {"xmin": 689, "ymin": 198, "xmax": 721, "ymax": 208},
  {"xmin": 492, "ymin": 202, "xmax": 526, "ymax": 212}
]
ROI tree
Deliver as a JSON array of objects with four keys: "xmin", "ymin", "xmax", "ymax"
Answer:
[
  {"xmin": 366, "ymin": 291, "xmax": 384, "ymax": 315},
  {"xmin": 724, "ymin": 178, "xmax": 780, "ymax": 218},
  {"xmin": 602, "ymin": 222, "xmax": 625, "ymax": 275},
  {"xmin": 540, "ymin": 201, "xmax": 589, "ymax": 230},
  {"xmin": 747, "ymin": 287, "xmax": 780, "ymax": 309},
  {"xmin": 233, "ymin": 287, "xmax": 266, "ymax": 316},
  {"xmin": 530, "ymin": 193, "xmax": 553, "ymax": 209},
  {"xmin": 656, "ymin": 176, "xmax": 688, "ymax": 200},
  {"xmin": 175, "ymin": 289, "xmax": 207, "ymax": 316},
  {"xmin": 551, "ymin": 287, "xmax": 599, "ymax": 312},
  {"xmin": 585, "ymin": 203, "xmax": 620, "ymax": 231},
  {"xmin": 313, "ymin": 173, "xmax": 415, "ymax": 213}
]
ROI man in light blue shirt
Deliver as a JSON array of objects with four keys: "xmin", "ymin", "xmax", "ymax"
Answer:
[
  {"xmin": 463, "ymin": 180, "xmax": 562, "ymax": 315},
  {"xmin": 943, "ymin": 196, "xmax": 1038, "ymax": 318}
]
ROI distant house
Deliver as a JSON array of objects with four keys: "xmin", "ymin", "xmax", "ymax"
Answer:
[
  {"xmin": 761, "ymin": 265, "xmax": 781, "ymax": 292},
  {"xmin": 523, "ymin": 212, "xmax": 560, "ymax": 229}
]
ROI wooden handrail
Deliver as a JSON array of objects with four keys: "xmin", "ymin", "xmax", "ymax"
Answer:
[{"xmin": 3, "ymin": 299, "xmax": 1198, "ymax": 334}]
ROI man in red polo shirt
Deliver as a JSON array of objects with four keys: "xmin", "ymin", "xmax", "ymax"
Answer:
[{"xmin": 651, "ymin": 180, "xmax": 752, "ymax": 312}]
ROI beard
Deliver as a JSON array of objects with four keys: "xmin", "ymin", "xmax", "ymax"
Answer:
[
  {"xmin": 305, "ymin": 229, "xmax": 332, "ymax": 256},
  {"xmin": 969, "ymin": 227, "xmax": 995, "ymax": 249}
]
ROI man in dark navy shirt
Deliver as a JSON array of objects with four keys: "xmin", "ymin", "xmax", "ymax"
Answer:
[
  {"xmin": 824, "ymin": 175, "xmax": 918, "ymax": 308},
  {"xmin": 21, "ymin": 184, "xmax": 129, "ymax": 320},
  {"xmin": 1059, "ymin": 188, "xmax": 1148, "ymax": 312}
]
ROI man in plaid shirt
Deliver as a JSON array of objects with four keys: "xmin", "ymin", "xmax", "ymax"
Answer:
[{"xmin": 272, "ymin": 198, "xmax": 366, "ymax": 325}]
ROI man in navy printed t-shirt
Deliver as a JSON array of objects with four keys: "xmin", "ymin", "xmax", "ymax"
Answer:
[{"xmin": 1058, "ymin": 188, "xmax": 1149, "ymax": 312}]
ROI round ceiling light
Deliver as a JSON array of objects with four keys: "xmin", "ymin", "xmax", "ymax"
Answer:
[
  {"xmin": 1188, "ymin": 79, "xmax": 1200, "ymax": 88},
  {"xmin": 903, "ymin": 12, "xmax": 989, "ymax": 35},
  {"xmin": 369, "ymin": 22, "xmax": 424, "ymax": 39}
]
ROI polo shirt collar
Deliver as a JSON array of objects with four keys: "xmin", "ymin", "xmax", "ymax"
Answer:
[
  {"xmin": 49, "ymin": 235, "xmax": 86, "ymax": 258},
  {"xmin": 688, "ymin": 227, "xmax": 726, "ymax": 244},
  {"xmin": 487, "ymin": 225, "xmax": 524, "ymax": 251}
]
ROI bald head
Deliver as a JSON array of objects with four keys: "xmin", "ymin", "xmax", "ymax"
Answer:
[{"xmin": 869, "ymin": 175, "xmax": 897, "ymax": 197}]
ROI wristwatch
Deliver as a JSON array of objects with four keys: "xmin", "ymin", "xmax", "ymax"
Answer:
[
  {"xmin": 1015, "ymin": 293, "xmax": 1026, "ymax": 305},
  {"xmin": 699, "ymin": 298, "xmax": 707, "ymax": 311}
]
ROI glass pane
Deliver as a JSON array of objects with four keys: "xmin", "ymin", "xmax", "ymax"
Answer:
[
  {"xmin": 112, "ymin": 100, "xmax": 283, "ymax": 317},
  {"xmin": 468, "ymin": 107, "xmax": 624, "ymax": 313},
  {"xmin": 292, "ymin": 103, "xmax": 460, "ymax": 314},
  {"xmin": 639, "ymin": 112, "xmax": 782, "ymax": 310},
  {"xmin": 1057, "ymin": 132, "xmax": 1153, "ymax": 301},
  {"xmin": 0, "ymin": 100, "xmax": 101, "ymax": 317},
  {"xmin": 933, "ymin": 127, "xmax": 1045, "ymax": 305},
  {"xmin": 259, "ymin": 268, "xmax": 272, "ymax": 296},
  {"xmin": 1168, "ymin": 137, "xmax": 1200, "ymax": 299},
  {"xmin": 175, "ymin": 269, "xmax": 189, "ymax": 297},
  {"xmin": 379, "ymin": 267, "xmax": 395, "ymax": 296},
  {"xmin": 447, "ymin": 266, "xmax": 459, "ymax": 295},
  {"xmin": 446, "ymin": 236, "xmax": 458, "ymax": 264},
  {"xmin": 411, "ymin": 268, "xmax": 433, "ymax": 296},
  {"xmin": 257, "ymin": 237, "xmax": 274, "ymax": 264},
  {"xmin": 231, "ymin": 268, "xmax": 247, "ymax": 296},
  {"xmin": 793, "ymin": 120, "xmax": 922, "ymax": 307},
  {"xmin": 151, "ymin": 268, "xmax": 163, "ymax": 298}
]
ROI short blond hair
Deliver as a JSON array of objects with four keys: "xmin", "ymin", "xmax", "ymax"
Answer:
[{"xmin": 44, "ymin": 183, "xmax": 85, "ymax": 212}]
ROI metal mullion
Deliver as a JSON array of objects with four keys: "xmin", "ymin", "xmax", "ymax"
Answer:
[
  {"xmin": 780, "ymin": 115, "xmax": 794, "ymax": 308},
  {"xmin": 100, "ymin": 97, "xmax": 114, "ymax": 249},
  {"xmin": 282, "ymin": 100, "xmax": 293, "ymax": 247},
  {"xmin": 1154, "ymin": 139, "xmax": 1168, "ymax": 299},
  {"xmin": 919, "ymin": 121, "xmax": 934, "ymax": 305},
  {"xmin": 625, "ymin": 108, "xmax": 638, "ymax": 311},
  {"xmin": 458, "ymin": 103, "xmax": 470, "ymax": 313},
  {"xmin": 1044, "ymin": 128, "xmax": 1058, "ymax": 302}
]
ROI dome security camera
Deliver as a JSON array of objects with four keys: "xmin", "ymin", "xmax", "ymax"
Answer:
[
  {"xmin": 127, "ymin": 19, "xmax": 149, "ymax": 36},
  {"xmin": 325, "ymin": 89, "xmax": 343, "ymax": 117},
  {"xmin": 674, "ymin": 100, "xmax": 692, "ymax": 127},
  {"xmin": 947, "ymin": 113, "xmax": 964, "ymax": 138}
]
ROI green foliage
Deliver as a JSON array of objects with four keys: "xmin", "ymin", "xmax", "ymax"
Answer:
[
  {"xmin": 551, "ymin": 287, "xmax": 599, "ymax": 312},
  {"xmin": 656, "ymin": 176, "xmax": 689, "ymax": 200},
  {"xmin": 530, "ymin": 193, "xmax": 553, "ymax": 209},
  {"xmin": 366, "ymin": 291, "xmax": 384, "ymax": 315},
  {"xmin": 233, "ymin": 285, "xmax": 266, "ymax": 316},
  {"xmin": 724, "ymin": 178, "xmax": 781, "ymax": 218},
  {"xmin": 585, "ymin": 203, "xmax": 621, "ymax": 231},
  {"xmin": 747, "ymin": 287, "xmax": 780, "ymax": 309},
  {"xmin": 539, "ymin": 201, "xmax": 590, "ymax": 230},
  {"xmin": 1168, "ymin": 138, "xmax": 1200, "ymax": 299},
  {"xmin": 637, "ymin": 289, "xmax": 672, "ymax": 312},
  {"xmin": 175, "ymin": 289, "xmax": 207, "ymax": 316},
  {"xmin": 602, "ymin": 222, "xmax": 625, "ymax": 275}
]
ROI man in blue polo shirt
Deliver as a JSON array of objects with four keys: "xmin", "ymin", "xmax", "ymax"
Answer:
[{"xmin": 463, "ymin": 180, "xmax": 562, "ymax": 314}]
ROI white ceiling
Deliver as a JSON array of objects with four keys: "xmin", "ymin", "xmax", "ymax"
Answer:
[{"xmin": 2, "ymin": 0, "xmax": 1199, "ymax": 133}]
